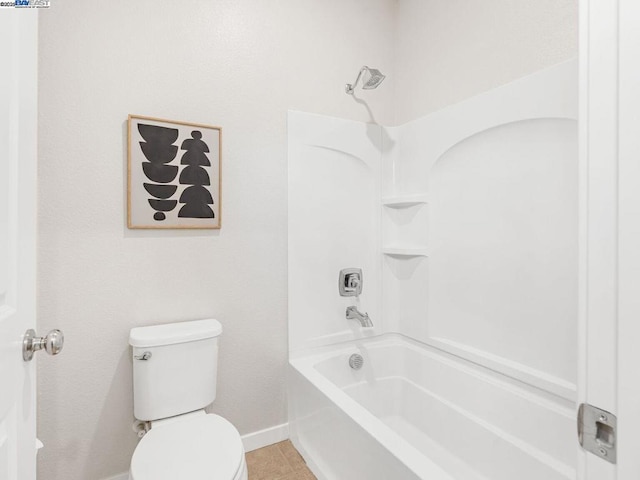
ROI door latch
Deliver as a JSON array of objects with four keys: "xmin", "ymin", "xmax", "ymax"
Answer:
[{"xmin": 578, "ymin": 403, "xmax": 617, "ymax": 464}]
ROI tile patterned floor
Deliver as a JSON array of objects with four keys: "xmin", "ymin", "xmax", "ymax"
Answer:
[{"xmin": 246, "ymin": 440, "xmax": 317, "ymax": 480}]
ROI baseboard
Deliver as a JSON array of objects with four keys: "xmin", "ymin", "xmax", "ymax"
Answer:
[{"xmin": 242, "ymin": 422, "xmax": 289, "ymax": 452}]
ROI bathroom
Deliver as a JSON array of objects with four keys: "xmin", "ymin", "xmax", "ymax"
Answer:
[{"xmin": 2, "ymin": 0, "xmax": 640, "ymax": 479}]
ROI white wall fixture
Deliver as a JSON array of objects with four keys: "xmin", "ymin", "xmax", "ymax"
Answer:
[
  {"xmin": 427, "ymin": 118, "xmax": 577, "ymax": 394},
  {"xmin": 290, "ymin": 335, "xmax": 575, "ymax": 480},
  {"xmin": 289, "ymin": 60, "xmax": 579, "ymax": 480},
  {"xmin": 288, "ymin": 111, "xmax": 382, "ymax": 352},
  {"xmin": 384, "ymin": 60, "xmax": 578, "ymax": 400}
]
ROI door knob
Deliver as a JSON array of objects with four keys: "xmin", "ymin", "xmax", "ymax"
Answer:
[{"xmin": 23, "ymin": 329, "xmax": 64, "ymax": 362}]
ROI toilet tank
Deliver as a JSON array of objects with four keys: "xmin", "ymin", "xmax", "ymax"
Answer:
[{"xmin": 129, "ymin": 319, "xmax": 222, "ymax": 421}]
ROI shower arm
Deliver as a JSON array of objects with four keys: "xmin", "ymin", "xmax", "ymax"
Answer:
[{"xmin": 345, "ymin": 66, "xmax": 369, "ymax": 95}]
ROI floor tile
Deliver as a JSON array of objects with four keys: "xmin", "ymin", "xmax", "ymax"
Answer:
[
  {"xmin": 277, "ymin": 440, "xmax": 307, "ymax": 470},
  {"xmin": 246, "ymin": 440, "xmax": 317, "ymax": 480},
  {"xmin": 277, "ymin": 470, "xmax": 317, "ymax": 480},
  {"xmin": 246, "ymin": 444, "xmax": 292, "ymax": 480}
]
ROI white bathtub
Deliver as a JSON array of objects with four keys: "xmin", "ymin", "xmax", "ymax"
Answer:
[{"xmin": 288, "ymin": 334, "xmax": 575, "ymax": 480}]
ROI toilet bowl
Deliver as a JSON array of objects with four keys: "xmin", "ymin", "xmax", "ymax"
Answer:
[
  {"xmin": 128, "ymin": 319, "xmax": 248, "ymax": 480},
  {"xmin": 129, "ymin": 412, "xmax": 247, "ymax": 480}
]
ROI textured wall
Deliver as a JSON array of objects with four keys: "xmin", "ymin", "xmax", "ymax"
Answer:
[
  {"xmin": 36, "ymin": 1, "xmax": 394, "ymax": 479},
  {"xmin": 37, "ymin": 1, "xmax": 579, "ymax": 478},
  {"xmin": 394, "ymin": 0, "xmax": 578, "ymax": 124}
]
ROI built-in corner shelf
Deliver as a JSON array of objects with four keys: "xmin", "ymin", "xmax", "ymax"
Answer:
[
  {"xmin": 382, "ymin": 246, "xmax": 429, "ymax": 257},
  {"xmin": 381, "ymin": 194, "xmax": 429, "ymax": 208}
]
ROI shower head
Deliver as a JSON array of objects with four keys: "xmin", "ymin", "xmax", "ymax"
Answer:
[
  {"xmin": 345, "ymin": 66, "xmax": 386, "ymax": 95},
  {"xmin": 362, "ymin": 68, "xmax": 386, "ymax": 89}
]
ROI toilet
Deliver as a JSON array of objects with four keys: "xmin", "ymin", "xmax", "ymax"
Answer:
[{"xmin": 128, "ymin": 319, "xmax": 248, "ymax": 480}]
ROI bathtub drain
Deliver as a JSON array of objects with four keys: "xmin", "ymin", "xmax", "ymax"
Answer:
[{"xmin": 349, "ymin": 353, "xmax": 364, "ymax": 370}]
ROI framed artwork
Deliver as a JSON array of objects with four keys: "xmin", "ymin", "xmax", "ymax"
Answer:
[{"xmin": 127, "ymin": 114, "xmax": 222, "ymax": 229}]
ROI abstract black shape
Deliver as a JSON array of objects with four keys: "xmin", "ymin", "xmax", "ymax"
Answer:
[
  {"xmin": 138, "ymin": 124, "xmax": 179, "ymax": 145},
  {"xmin": 140, "ymin": 143, "xmax": 179, "ymax": 164},
  {"xmin": 138, "ymin": 123, "xmax": 180, "ymax": 221},
  {"xmin": 179, "ymin": 166, "xmax": 210, "ymax": 186},
  {"xmin": 180, "ymin": 185, "xmax": 213, "ymax": 203},
  {"xmin": 177, "ymin": 130, "xmax": 214, "ymax": 219},
  {"xmin": 180, "ymin": 130, "xmax": 210, "ymax": 166},
  {"xmin": 143, "ymin": 183, "xmax": 177, "ymax": 199},
  {"xmin": 148, "ymin": 199, "xmax": 178, "ymax": 211},
  {"xmin": 178, "ymin": 186, "xmax": 214, "ymax": 218},
  {"xmin": 142, "ymin": 163, "xmax": 179, "ymax": 184}
]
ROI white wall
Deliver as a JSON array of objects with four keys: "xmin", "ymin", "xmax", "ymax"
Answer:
[
  {"xmin": 37, "ymin": 1, "xmax": 578, "ymax": 478},
  {"xmin": 36, "ymin": 1, "xmax": 394, "ymax": 479},
  {"xmin": 427, "ymin": 116, "xmax": 578, "ymax": 389},
  {"xmin": 380, "ymin": 61, "xmax": 579, "ymax": 400},
  {"xmin": 288, "ymin": 112, "xmax": 383, "ymax": 353},
  {"xmin": 394, "ymin": 0, "xmax": 578, "ymax": 124}
]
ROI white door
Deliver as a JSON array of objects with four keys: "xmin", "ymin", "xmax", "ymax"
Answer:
[
  {"xmin": 616, "ymin": 0, "xmax": 640, "ymax": 477},
  {"xmin": 580, "ymin": 0, "xmax": 640, "ymax": 478},
  {"xmin": 0, "ymin": 9, "xmax": 39, "ymax": 480}
]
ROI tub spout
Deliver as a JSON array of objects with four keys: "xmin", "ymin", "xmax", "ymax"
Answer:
[{"xmin": 346, "ymin": 306, "xmax": 373, "ymax": 328}]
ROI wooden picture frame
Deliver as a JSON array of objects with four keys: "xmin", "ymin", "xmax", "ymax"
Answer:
[{"xmin": 127, "ymin": 114, "xmax": 222, "ymax": 229}]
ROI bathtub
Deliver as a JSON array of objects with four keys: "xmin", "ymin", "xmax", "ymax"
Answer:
[{"xmin": 288, "ymin": 334, "xmax": 575, "ymax": 480}]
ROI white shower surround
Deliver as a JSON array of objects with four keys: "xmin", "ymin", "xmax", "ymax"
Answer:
[{"xmin": 288, "ymin": 60, "xmax": 577, "ymax": 479}]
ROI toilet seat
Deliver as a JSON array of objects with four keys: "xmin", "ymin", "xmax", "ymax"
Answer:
[{"xmin": 130, "ymin": 413, "xmax": 246, "ymax": 480}]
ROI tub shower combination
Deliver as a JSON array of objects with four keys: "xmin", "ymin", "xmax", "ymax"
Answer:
[
  {"xmin": 289, "ymin": 335, "xmax": 574, "ymax": 480},
  {"xmin": 288, "ymin": 61, "xmax": 578, "ymax": 480}
]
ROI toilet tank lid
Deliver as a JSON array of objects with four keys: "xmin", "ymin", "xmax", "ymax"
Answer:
[{"xmin": 129, "ymin": 319, "xmax": 222, "ymax": 347}]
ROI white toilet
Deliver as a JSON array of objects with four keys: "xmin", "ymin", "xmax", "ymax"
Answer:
[{"xmin": 128, "ymin": 319, "xmax": 248, "ymax": 480}]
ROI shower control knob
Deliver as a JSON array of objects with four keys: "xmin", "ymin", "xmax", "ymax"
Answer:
[
  {"xmin": 339, "ymin": 268, "xmax": 363, "ymax": 297},
  {"xmin": 22, "ymin": 328, "xmax": 65, "ymax": 362}
]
